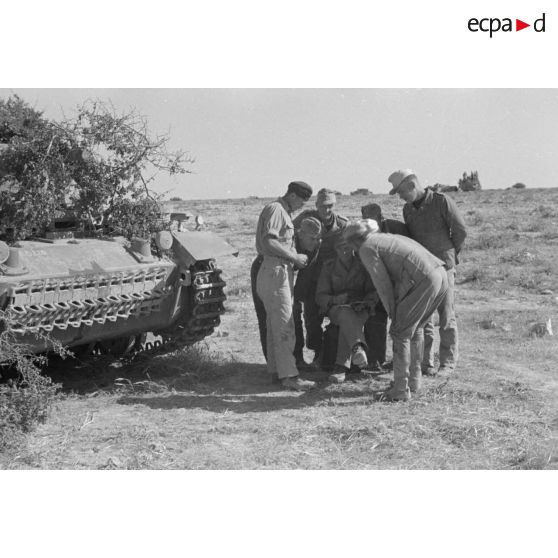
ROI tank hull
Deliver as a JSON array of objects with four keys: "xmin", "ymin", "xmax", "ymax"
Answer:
[{"xmin": 0, "ymin": 233, "xmax": 235, "ymax": 356}]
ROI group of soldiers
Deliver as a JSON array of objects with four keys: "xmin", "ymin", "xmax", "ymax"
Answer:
[{"xmin": 251, "ymin": 169, "xmax": 467, "ymax": 401}]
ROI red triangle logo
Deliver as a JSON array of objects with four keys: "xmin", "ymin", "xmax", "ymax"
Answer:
[{"xmin": 516, "ymin": 19, "xmax": 530, "ymax": 31}]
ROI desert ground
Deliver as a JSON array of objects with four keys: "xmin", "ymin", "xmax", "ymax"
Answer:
[{"xmin": 1, "ymin": 187, "xmax": 557, "ymax": 469}]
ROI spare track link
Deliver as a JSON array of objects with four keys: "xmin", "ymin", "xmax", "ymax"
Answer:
[
  {"xmin": 180, "ymin": 260, "xmax": 226, "ymax": 344},
  {"xmin": 135, "ymin": 260, "xmax": 226, "ymax": 353}
]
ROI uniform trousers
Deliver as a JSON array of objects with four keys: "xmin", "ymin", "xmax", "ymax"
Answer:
[
  {"xmin": 390, "ymin": 267, "xmax": 449, "ymax": 395},
  {"xmin": 251, "ymin": 256, "xmax": 305, "ymax": 362},
  {"xmin": 328, "ymin": 306, "xmax": 371, "ymax": 369},
  {"xmin": 422, "ymin": 267, "xmax": 458, "ymax": 370},
  {"xmin": 256, "ymin": 258, "xmax": 299, "ymax": 379}
]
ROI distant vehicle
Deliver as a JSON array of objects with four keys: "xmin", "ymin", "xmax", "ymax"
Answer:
[{"xmin": 350, "ymin": 188, "xmax": 372, "ymax": 196}]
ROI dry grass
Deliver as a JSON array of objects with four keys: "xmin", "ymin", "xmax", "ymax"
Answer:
[{"xmin": 1, "ymin": 188, "xmax": 557, "ymax": 469}]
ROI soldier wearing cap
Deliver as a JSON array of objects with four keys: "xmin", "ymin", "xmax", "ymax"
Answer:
[
  {"xmin": 254, "ymin": 181, "xmax": 317, "ymax": 391},
  {"xmin": 250, "ymin": 216, "xmax": 322, "ymax": 367},
  {"xmin": 316, "ymin": 236, "xmax": 379, "ymax": 383},
  {"xmin": 361, "ymin": 203, "xmax": 409, "ymax": 237},
  {"xmin": 343, "ymin": 220, "xmax": 449, "ymax": 401},
  {"xmin": 360, "ymin": 203, "xmax": 409, "ymax": 368},
  {"xmin": 388, "ymin": 169, "xmax": 467, "ymax": 376},
  {"xmin": 292, "ymin": 188, "xmax": 348, "ymax": 367}
]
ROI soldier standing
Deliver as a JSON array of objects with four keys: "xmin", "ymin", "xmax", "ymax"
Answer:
[
  {"xmin": 250, "ymin": 216, "xmax": 322, "ymax": 366},
  {"xmin": 255, "ymin": 181, "xmax": 317, "ymax": 391},
  {"xmin": 388, "ymin": 169, "xmax": 467, "ymax": 376}
]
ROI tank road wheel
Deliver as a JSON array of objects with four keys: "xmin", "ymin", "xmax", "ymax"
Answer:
[
  {"xmin": 98, "ymin": 336, "xmax": 137, "ymax": 356},
  {"xmin": 72, "ymin": 342, "xmax": 96, "ymax": 359}
]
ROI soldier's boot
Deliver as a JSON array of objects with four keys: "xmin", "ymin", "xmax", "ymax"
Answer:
[
  {"xmin": 383, "ymin": 337, "xmax": 412, "ymax": 402},
  {"xmin": 409, "ymin": 329, "xmax": 423, "ymax": 393}
]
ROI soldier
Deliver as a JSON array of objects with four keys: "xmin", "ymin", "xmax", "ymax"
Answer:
[
  {"xmin": 343, "ymin": 220, "xmax": 449, "ymax": 401},
  {"xmin": 293, "ymin": 188, "xmax": 348, "ymax": 367},
  {"xmin": 360, "ymin": 203, "xmax": 409, "ymax": 369},
  {"xmin": 316, "ymin": 237, "xmax": 378, "ymax": 383},
  {"xmin": 254, "ymin": 181, "xmax": 317, "ymax": 391},
  {"xmin": 361, "ymin": 203, "xmax": 409, "ymax": 236},
  {"xmin": 250, "ymin": 216, "xmax": 322, "ymax": 366},
  {"xmin": 388, "ymin": 169, "xmax": 467, "ymax": 376}
]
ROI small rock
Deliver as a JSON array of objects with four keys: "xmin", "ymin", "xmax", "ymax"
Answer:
[
  {"xmin": 500, "ymin": 323, "xmax": 512, "ymax": 332},
  {"xmin": 540, "ymin": 289, "xmax": 554, "ymax": 295},
  {"xmin": 479, "ymin": 319, "xmax": 497, "ymax": 329}
]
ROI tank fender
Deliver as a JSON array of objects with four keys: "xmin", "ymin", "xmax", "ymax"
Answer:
[{"xmin": 171, "ymin": 231, "xmax": 238, "ymax": 267}]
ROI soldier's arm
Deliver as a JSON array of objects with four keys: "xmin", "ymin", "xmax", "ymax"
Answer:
[
  {"xmin": 362, "ymin": 270, "xmax": 380, "ymax": 307},
  {"xmin": 262, "ymin": 236, "xmax": 299, "ymax": 263},
  {"xmin": 440, "ymin": 195, "xmax": 467, "ymax": 253}
]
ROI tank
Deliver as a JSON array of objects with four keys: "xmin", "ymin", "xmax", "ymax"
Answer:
[{"xmin": 0, "ymin": 223, "xmax": 238, "ymax": 357}]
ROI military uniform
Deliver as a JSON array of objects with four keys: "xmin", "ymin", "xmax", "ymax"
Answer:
[
  {"xmin": 358, "ymin": 233, "xmax": 449, "ymax": 398},
  {"xmin": 255, "ymin": 198, "xmax": 299, "ymax": 380},
  {"xmin": 316, "ymin": 255, "xmax": 378, "ymax": 370},
  {"xmin": 292, "ymin": 209, "xmax": 348, "ymax": 356},
  {"xmin": 403, "ymin": 189, "xmax": 467, "ymax": 371},
  {"xmin": 363, "ymin": 217, "xmax": 409, "ymax": 364},
  {"xmin": 250, "ymin": 234, "xmax": 319, "ymax": 362}
]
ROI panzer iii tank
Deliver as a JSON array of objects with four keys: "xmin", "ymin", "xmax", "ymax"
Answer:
[{"xmin": 0, "ymin": 220, "xmax": 238, "ymax": 357}]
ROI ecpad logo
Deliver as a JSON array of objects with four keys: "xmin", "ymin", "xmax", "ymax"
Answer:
[{"xmin": 468, "ymin": 13, "xmax": 546, "ymax": 37}]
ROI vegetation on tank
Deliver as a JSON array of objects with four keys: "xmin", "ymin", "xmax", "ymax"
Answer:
[{"xmin": 0, "ymin": 95, "xmax": 193, "ymax": 241}]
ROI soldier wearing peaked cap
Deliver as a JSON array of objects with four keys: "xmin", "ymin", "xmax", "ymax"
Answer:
[
  {"xmin": 388, "ymin": 169, "xmax": 467, "ymax": 377},
  {"xmin": 254, "ymin": 182, "xmax": 318, "ymax": 391}
]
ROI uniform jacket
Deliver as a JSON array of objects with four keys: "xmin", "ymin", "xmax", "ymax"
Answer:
[
  {"xmin": 292, "ymin": 209, "xmax": 348, "ymax": 284},
  {"xmin": 403, "ymin": 189, "xmax": 467, "ymax": 269},
  {"xmin": 255, "ymin": 197, "xmax": 295, "ymax": 258},
  {"xmin": 315, "ymin": 254, "xmax": 378, "ymax": 316},
  {"xmin": 358, "ymin": 233, "xmax": 445, "ymax": 319}
]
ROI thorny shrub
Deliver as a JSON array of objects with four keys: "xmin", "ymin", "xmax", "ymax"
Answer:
[
  {"xmin": 0, "ymin": 95, "xmax": 193, "ymax": 241},
  {"xmin": 0, "ymin": 309, "xmax": 67, "ymax": 449}
]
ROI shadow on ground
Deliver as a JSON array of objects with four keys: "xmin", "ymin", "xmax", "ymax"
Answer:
[
  {"xmin": 43, "ymin": 350, "xmax": 392, "ymax": 400},
  {"xmin": 117, "ymin": 383, "xmax": 384, "ymax": 414}
]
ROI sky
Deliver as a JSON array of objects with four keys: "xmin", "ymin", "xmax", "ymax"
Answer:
[{"xmin": 1, "ymin": 88, "xmax": 557, "ymax": 199}]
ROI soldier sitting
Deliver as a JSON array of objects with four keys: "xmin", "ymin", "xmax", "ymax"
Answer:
[{"xmin": 315, "ymin": 237, "xmax": 379, "ymax": 383}]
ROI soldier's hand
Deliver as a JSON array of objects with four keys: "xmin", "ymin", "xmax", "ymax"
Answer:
[{"xmin": 293, "ymin": 254, "xmax": 309, "ymax": 269}]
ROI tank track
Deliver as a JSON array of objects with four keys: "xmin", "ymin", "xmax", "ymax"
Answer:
[{"xmin": 166, "ymin": 259, "xmax": 227, "ymax": 346}]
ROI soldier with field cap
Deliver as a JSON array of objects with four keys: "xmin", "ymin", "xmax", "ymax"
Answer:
[
  {"xmin": 388, "ymin": 169, "xmax": 467, "ymax": 376},
  {"xmin": 293, "ymin": 188, "xmax": 348, "ymax": 368},
  {"xmin": 360, "ymin": 203, "xmax": 409, "ymax": 368},
  {"xmin": 343, "ymin": 220, "xmax": 449, "ymax": 401},
  {"xmin": 254, "ymin": 181, "xmax": 318, "ymax": 391}
]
